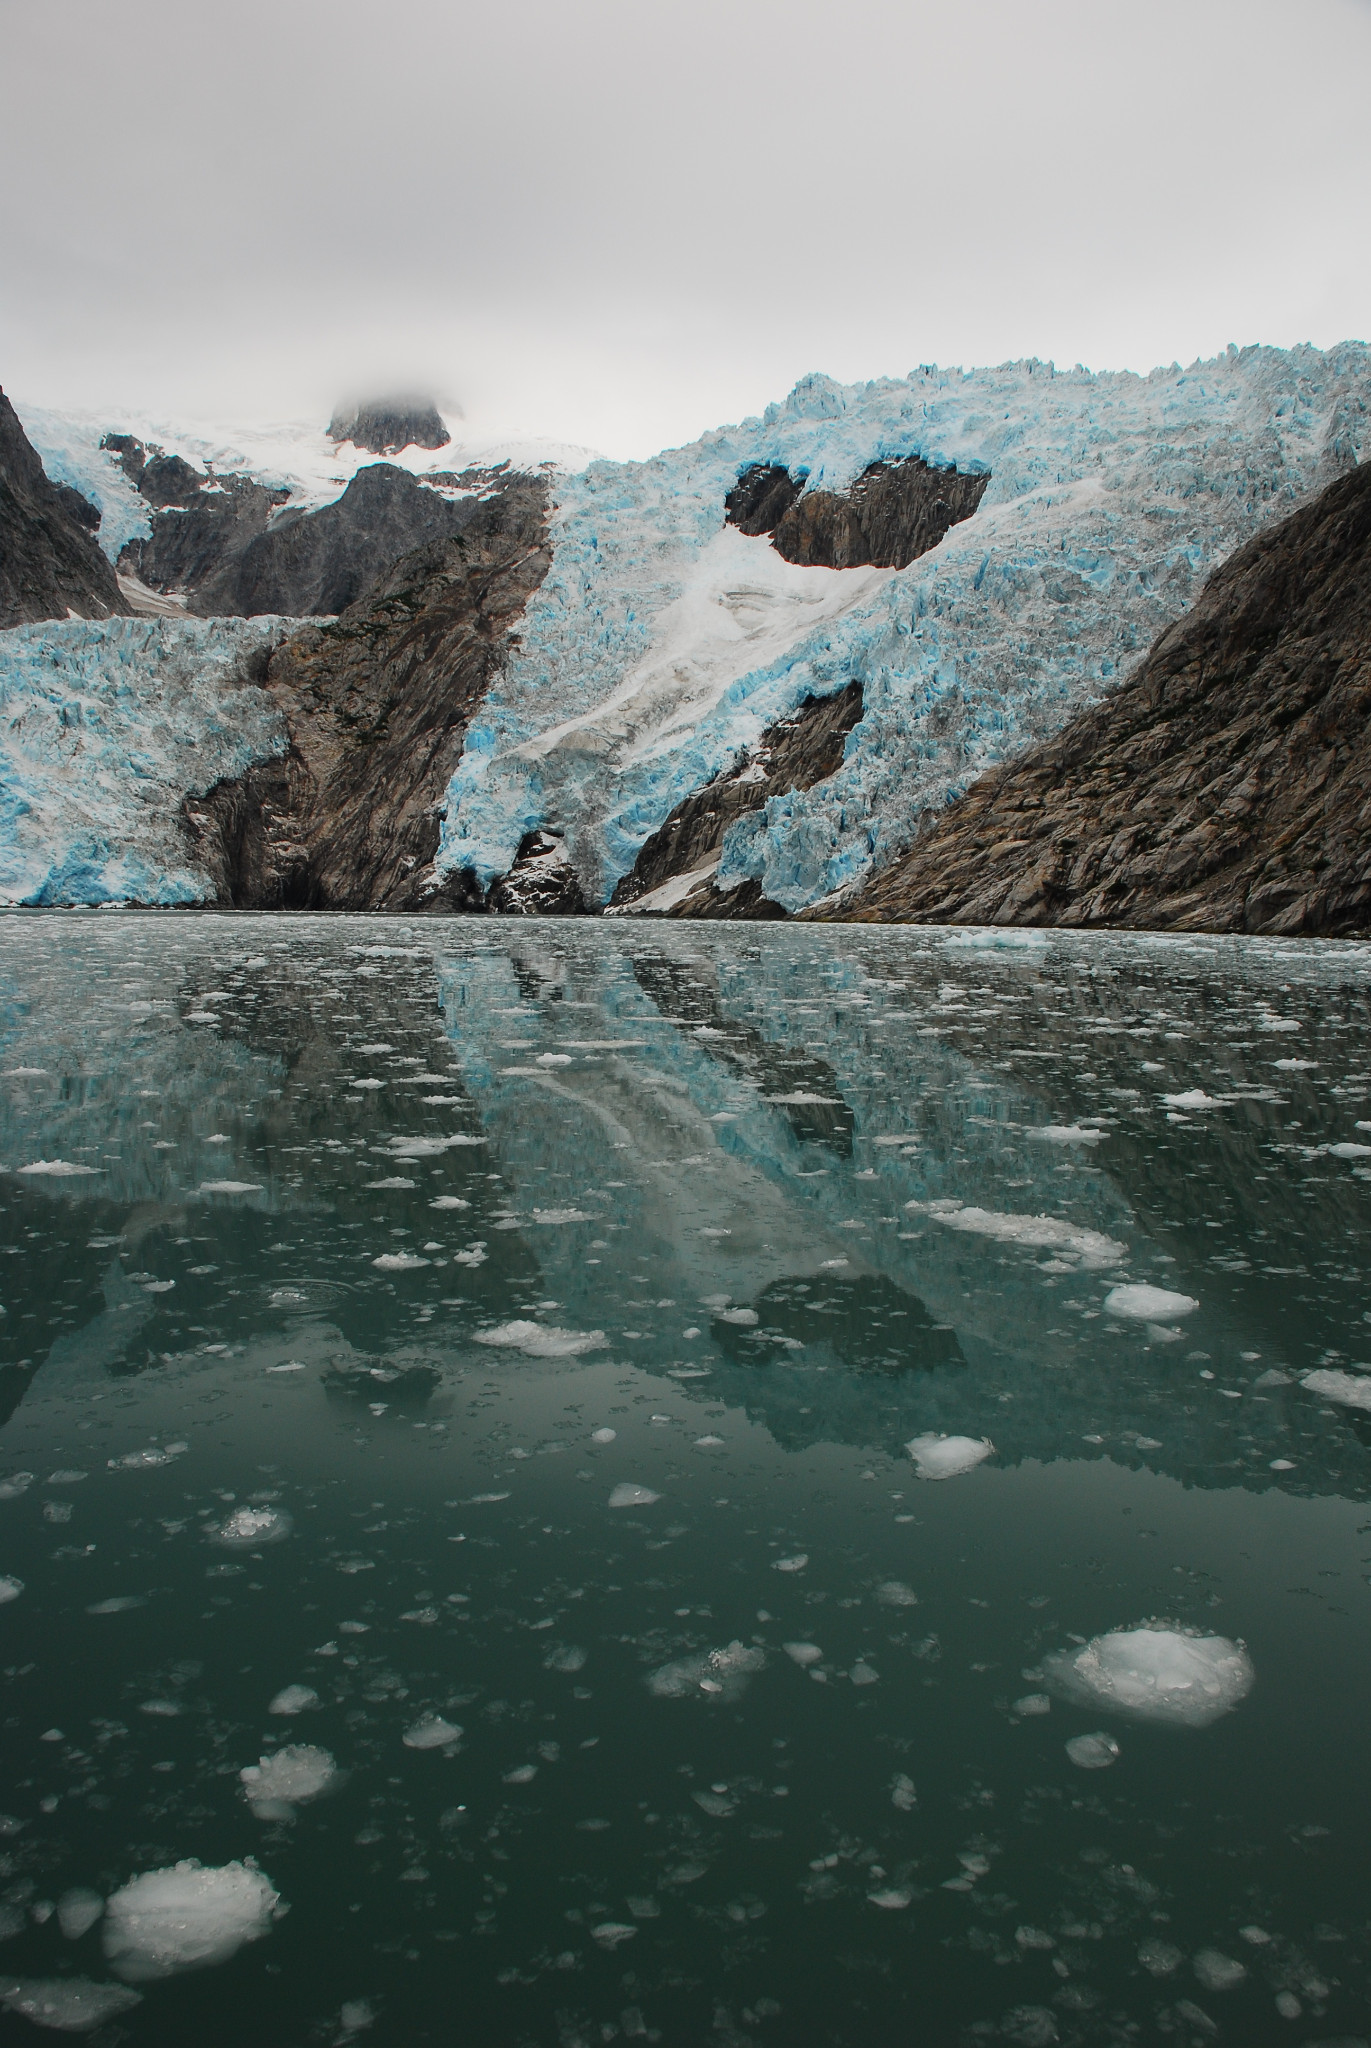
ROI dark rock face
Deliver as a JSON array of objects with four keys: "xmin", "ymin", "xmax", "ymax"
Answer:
[
  {"xmin": 829, "ymin": 462, "xmax": 1371, "ymax": 936},
  {"xmin": 727, "ymin": 454, "xmax": 989, "ymax": 570},
  {"xmin": 0, "ymin": 388, "xmax": 128, "ymax": 627},
  {"xmin": 609, "ymin": 681, "xmax": 864, "ymax": 917},
  {"xmin": 183, "ymin": 476, "xmax": 551, "ymax": 909},
  {"xmin": 486, "ymin": 832, "xmax": 588, "ymax": 915},
  {"xmin": 327, "ymin": 397, "xmax": 450, "ymax": 455},
  {"xmin": 109, "ymin": 434, "xmax": 290, "ymax": 609}
]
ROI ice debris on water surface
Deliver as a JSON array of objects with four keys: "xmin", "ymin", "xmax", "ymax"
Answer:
[
  {"xmin": 0, "ymin": 1977, "xmax": 141, "ymax": 2031},
  {"xmin": 784, "ymin": 1643, "xmax": 823, "ymax": 1667},
  {"xmin": 1065, "ymin": 1731, "xmax": 1119, "ymax": 1770},
  {"xmin": 102, "ymin": 1859, "xmax": 282, "ymax": 1981},
  {"xmin": 16, "ymin": 1160, "xmax": 101, "ymax": 1177},
  {"xmin": 371, "ymin": 1252, "xmax": 429, "ymax": 1272},
  {"xmin": 906, "ymin": 1433, "xmax": 994, "ymax": 1480},
  {"xmin": 1044, "ymin": 1626, "xmax": 1253, "ymax": 1727},
  {"xmin": 1192, "ymin": 1949, "xmax": 1247, "ymax": 1992},
  {"xmin": 241, "ymin": 1744, "xmax": 337, "ymax": 1820},
  {"xmin": 402, "ymin": 1713, "xmax": 463, "ymax": 1750},
  {"xmin": 194, "ymin": 1181, "xmax": 264, "ymax": 1197},
  {"xmin": 0, "ymin": 1576, "xmax": 23, "ymax": 1604},
  {"xmin": 874, "ymin": 1580, "xmax": 919, "ymax": 1607},
  {"xmin": 214, "ymin": 1506, "xmax": 292, "ymax": 1547},
  {"xmin": 608, "ymin": 1484, "xmax": 660, "ymax": 1509},
  {"xmin": 473, "ymin": 1320, "xmax": 607, "ymax": 1358},
  {"xmin": 544, "ymin": 1643, "xmax": 587, "ymax": 1673},
  {"xmin": 268, "ymin": 1684, "xmax": 319, "ymax": 1716},
  {"xmin": 1301, "ymin": 1368, "xmax": 1371, "ymax": 1413},
  {"xmin": 1103, "ymin": 1283, "xmax": 1198, "ymax": 1320},
  {"xmin": 910, "ymin": 1202, "xmax": 1126, "ymax": 1269},
  {"xmin": 56, "ymin": 1889, "xmax": 104, "ymax": 1941},
  {"xmin": 649, "ymin": 1641, "xmax": 765, "ymax": 1701}
]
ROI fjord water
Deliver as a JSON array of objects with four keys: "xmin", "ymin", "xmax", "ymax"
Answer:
[{"xmin": 1, "ymin": 916, "xmax": 1371, "ymax": 2047}]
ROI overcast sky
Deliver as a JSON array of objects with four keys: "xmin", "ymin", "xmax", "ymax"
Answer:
[{"xmin": 3, "ymin": 0, "xmax": 1369, "ymax": 459}]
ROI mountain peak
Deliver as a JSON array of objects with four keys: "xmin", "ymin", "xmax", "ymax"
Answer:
[{"xmin": 326, "ymin": 395, "xmax": 450, "ymax": 456}]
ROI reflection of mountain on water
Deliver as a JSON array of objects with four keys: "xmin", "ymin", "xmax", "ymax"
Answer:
[
  {"xmin": 322, "ymin": 1358, "xmax": 441, "ymax": 1413},
  {"xmin": 711, "ymin": 1272, "xmax": 963, "ymax": 1375}
]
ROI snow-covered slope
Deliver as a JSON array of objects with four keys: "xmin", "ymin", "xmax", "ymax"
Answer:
[{"xmin": 436, "ymin": 346, "xmax": 1370, "ymax": 910}]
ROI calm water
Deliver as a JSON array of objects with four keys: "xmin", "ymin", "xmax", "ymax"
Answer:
[{"xmin": 1, "ymin": 913, "xmax": 1370, "ymax": 2047}]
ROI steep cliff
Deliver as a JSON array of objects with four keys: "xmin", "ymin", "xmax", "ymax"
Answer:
[
  {"xmin": 327, "ymin": 396, "xmax": 451, "ymax": 455},
  {"xmin": 0, "ymin": 389, "xmax": 128, "ymax": 627},
  {"xmin": 727, "ymin": 453, "xmax": 989, "ymax": 569},
  {"xmin": 183, "ymin": 476, "xmax": 550, "ymax": 909},
  {"xmin": 828, "ymin": 462, "xmax": 1371, "ymax": 935}
]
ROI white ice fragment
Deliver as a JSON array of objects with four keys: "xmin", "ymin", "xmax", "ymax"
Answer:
[
  {"xmin": 268, "ymin": 1685, "xmax": 319, "ymax": 1717},
  {"xmin": 371, "ymin": 1252, "xmax": 429, "ymax": 1271},
  {"xmin": 195, "ymin": 1181, "xmax": 264, "ymax": 1197},
  {"xmin": 0, "ymin": 1576, "xmax": 23, "ymax": 1604},
  {"xmin": 1160, "ymin": 1091, "xmax": 1223, "ymax": 1110},
  {"xmin": 531, "ymin": 1208, "xmax": 594, "ymax": 1224},
  {"xmin": 56, "ymin": 1889, "xmax": 104, "ymax": 1941},
  {"xmin": 1138, "ymin": 1937, "xmax": 1183, "ymax": 1976},
  {"xmin": 1193, "ymin": 1950, "xmax": 1247, "ymax": 1993},
  {"xmin": 544, "ymin": 1644, "xmax": 587, "ymax": 1673},
  {"xmin": 86, "ymin": 1596, "xmax": 144, "ymax": 1614},
  {"xmin": 502, "ymin": 1764, "xmax": 537, "ymax": 1785},
  {"xmin": 240, "ymin": 1744, "xmax": 336, "ymax": 1820},
  {"xmin": 16, "ymin": 1161, "xmax": 100, "ymax": 1177},
  {"xmin": 1065, "ymin": 1731, "xmax": 1119, "ymax": 1769},
  {"xmin": 473, "ymin": 1320, "xmax": 606, "ymax": 1357},
  {"xmin": 1044, "ymin": 1626, "xmax": 1253, "ymax": 1727},
  {"xmin": 648, "ymin": 1641, "xmax": 764, "ymax": 1701},
  {"xmin": 608, "ymin": 1484, "xmax": 660, "ymax": 1509},
  {"xmin": 402, "ymin": 1713, "xmax": 463, "ymax": 1750},
  {"xmin": 429, "ymin": 1195, "xmax": 470, "ymax": 1210},
  {"xmin": 890, "ymin": 1772, "xmax": 917, "ymax": 1811},
  {"xmin": 591, "ymin": 1922, "xmax": 637, "ymax": 1950},
  {"xmin": 590, "ymin": 1427, "xmax": 617, "ymax": 1444},
  {"xmin": 214, "ymin": 1506, "xmax": 292, "ymax": 1548},
  {"xmin": 717, "ymin": 1307, "xmax": 759, "ymax": 1326},
  {"xmin": 868, "ymin": 1887, "xmax": 912, "ymax": 1909},
  {"xmin": 923, "ymin": 1204, "xmax": 1126, "ymax": 1268},
  {"xmin": 850, "ymin": 1662, "xmax": 879, "ymax": 1685},
  {"xmin": 365, "ymin": 1177, "xmax": 417, "ymax": 1191},
  {"xmin": 874, "ymin": 1580, "xmax": 919, "ymax": 1607},
  {"xmin": 1012, "ymin": 1694, "xmax": 1051, "ymax": 1716},
  {"xmin": 771, "ymin": 1553, "xmax": 808, "ymax": 1572},
  {"xmin": 380, "ymin": 1135, "xmax": 487, "ymax": 1158},
  {"xmin": 906, "ymin": 1433, "xmax": 993, "ymax": 1481},
  {"xmin": 0, "ymin": 1977, "xmax": 140, "ymax": 2030},
  {"xmin": 102, "ymin": 1859, "xmax": 281, "ymax": 1981},
  {"xmin": 784, "ymin": 1643, "xmax": 823, "ymax": 1667},
  {"xmin": 0, "ymin": 1473, "xmax": 33, "ymax": 1500},
  {"xmin": 1301, "ymin": 1368, "xmax": 1371, "ymax": 1412},
  {"xmin": 1327, "ymin": 1143, "xmax": 1371, "ymax": 1160},
  {"xmin": 1027, "ymin": 1125, "xmax": 1103, "ymax": 1145},
  {"xmin": 1103, "ymin": 1283, "xmax": 1198, "ymax": 1320}
]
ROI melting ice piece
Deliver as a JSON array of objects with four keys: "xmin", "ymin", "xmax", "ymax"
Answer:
[
  {"xmin": 1192, "ymin": 1949, "xmax": 1247, "ymax": 1992},
  {"xmin": 0, "ymin": 1977, "xmax": 141, "ymax": 2030},
  {"xmin": 920, "ymin": 1205, "xmax": 1126, "ymax": 1269},
  {"xmin": 1044, "ymin": 1626, "xmax": 1254, "ymax": 1727},
  {"xmin": 268, "ymin": 1685, "xmax": 319, "ymax": 1716},
  {"xmin": 544, "ymin": 1643, "xmax": 587, "ymax": 1673},
  {"xmin": 402, "ymin": 1713, "xmax": 463, "ymax": 1750},
  {"xmin": 590, "ymin": 1427, "xmax": 617, "ymax": 1444},
  {"xmin": 608, "ymin": 1484, "xmax": 660, "ymax": 1509},
  {"xmin": 1027, "ymin": 1125, "xmax": 1103, "ymax": 1145},
  {"xmin": 591, "ymin": 1922, "xmax": 637, "ymax": 1950},
  {"xmin": 649, "ymin": 1641, "xmax": 765, "ymax": 1701},
  {"xmin": 1103, "ymin": 1283, "xmax": 1198, "ymax": 1320},
  {"xmin": 868, "ymin": 1887, "xmax": 913, "ymax": 1909},
  {"xmin": 0, "ymin": 1575, "xmax": 23, "ymax": 1604},
  {"xmin": 718, "ymin": 1307, "xmax": 759, "ymax": 1326},
  {"xmin": 1160, "ymin": 1091, "xmax": 1224, "ymax": 1110},
  {"xmin": 473, "ymin": 1320, "xmax": 607, "ymax": 1358},
  {"xmin": 1065, "ymin": 1731, "xmax": 1119, "ymax": 1769},
  {"xmin": 56, "ymin": 1888, "xmax": 104, "ymax": 1940},
  {"xmin": 215, "ymin": 1506, "xmax": 292, "ymax": 1548},
  {"xmin": 890, "ymin": 1772, "xmax": 917, "ymax": 1811},
  {"xmin": 366, "ymin": 1177, "xmax": 417, "ymax": 1191},
  {"xmin": 381, "ymin": 1135, "xmax": 487, "ymax": 1158},
  {"xmin": 783, "ymin": 1642, "xmax": 823, "ymax": 1667},
  {"xmin": 429, "ymin": 1195, "xmax": 470, "ymax": 1210},
  {"xmin": 1301, "ymin": 1368, "xmax": 1371, "ymax": 1413},
  {"xmin": 102, "ymin": 1859, "xmax": 281, "ymax": 1981},
  {"xmin": 772, "ymin": 1553, "xmax": 808, "ymax": 1572},
  {"xmin": 16, "ymin": 1160, "xmax": 101, "ymax": 1177},
  {"xmin": 240, "ymin": 1744, "xmax": 337, "ymax": 1820},
  {"xmin": 195, "ymin": 1181, "xmax": 264, "ymax": 1196},
  {"xmin": 906, "ymin": 1434, "xmax": 994, "ymax": 1481},
  {"xmin": 1012, "ymin": 1694, "xmax": 1052, "ymax": 1717},
  {"xmin": 1138, "ymin": 1937, "xmax": 1183, "ymax": 1977},
  {"xmin": 531, "ymin": 1208, "xmax": 594, "ymax": 1224},
  {"xmin": 874, "ymin": 1580, "xmax": 919, "ymax": 1607},
  {"xmin": 371, "ymin": 1252, "xmax": 430, "ymax": 1271}
]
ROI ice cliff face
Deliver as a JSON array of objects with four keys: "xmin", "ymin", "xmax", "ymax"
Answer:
[
  {"xmin": 0, "ymin": 617, "xmax": 289, "ymax": 905},
  {"xmin": 435, "ymin": 345, "xmax": 1370, "ymax": 911}
]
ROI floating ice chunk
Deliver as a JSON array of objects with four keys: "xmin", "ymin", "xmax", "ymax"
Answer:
[
  {"xmin": 381, "ymin": 1135, "xmax": 487, "ymax": 1158},
  {"xmin": 531, "ymin": 1208, "xmax": 594, "ymax": 1224},
  {"xmin": 108, "ymin": 1442, "xmax": 187, "ymax": 1470},
  {"xmin": 214, "ymin": 1506, "xmax": 293, "ymax": 1548},
  {"xmin": 103, "ymin": 1859, "xmax": 281, "ymax": 1981},
  {"xmin": 429, "ymin": 1195, "xmax": 470, "ymax": 1210},
  {"xmin": 591, "ymin": 1922, "xmax": 637, "ymax": 1950},
  {"xmin": 473, "ymin": 1320, "xmax": 606, "ymax": 1358},
  {"xmin": 1193, "ymin": 1950, "xmax": 1247, "ymax": 1992},
  {"xmin": 648, "ymin": 1641, "xmax": 765, "ymax": 1701},
  {"xmin": 1026, "ymin": 1125, "xmax": 1103, "ymax": 1146},
  {"xmin": 608, "ymin": 1484, "xmax": 660, "ymax": 1509},
  {"xmin": 139, "ymin": 1700, "xmax": 181, "ymax": 1717},
  {"xmin": 868, "ymin": 1887, "xmax": 912, "ymax": 1909},
  {"xmin": 1103, "ymin": 1283, "xmax": 1198, "ymax": 1320},
  {"xmin": 1015, "ymin": 1926, "xmax": 1056, "ymax": 1951},
  {"xmin": 874, "ymin": 1580, "xmax": 919, "ymax": 1607},
  {"xmin": 16, "ymin": 1160, "xmax": 101, "ymax": 1177},
  {"xmin": 1138, "ymin": 1937, "xmax": 1183, "ymax": 1976},
  {"xmin": 0, "ymin": 1576, "xmax": 23, "ymax": 1604},
  {"xmin": 718, "ymin": 1307, "xmax": 759, "ymax": 1326},
  {"xmin": 371, "ymin": 1252, "xmax": 429, "ymax": 1271},
  {"xmin": 240, "ymin": 1744, "xmax": 337, "ymax": 1820},
  {"xmin": 544, "ymin": 1644, "xmax": 587, "ymax": 1673},
  {"xmin": 1160, "ymin": 1091, "xmax": 1223, "ymax": 1110},
  {"xmin": 850, "ymin": 1662, "xmax": 879, "ymax": 1685},
  {"xmin": 906, "ymin": 1434, "xmax": 993, "ymax": 1481},
  {"xmin": 784, "ymin": 1643, "xmax": 823, "ymax": 1667},
  {"xmin": 1044, "ymin": 1626, "xmax": 1253, "ymax": 1727},
  {"xmin": 590, "ymin": 1427, "xmax": 616, "ymax": 1444},
  {"xmin": 772, "ymin": 1553, "xmax": 808, "ymax": 1572},
  {"xmin": 56, "ymin": 1889, "xmax": 104, "ymax": 1941},
  {"xmin": 402, "ymin": 1713, "xmax": 463, "ymax": 1750},
  {"xmin": 890, "ymin": 1772, "xmax": 917, "ymax": 1811},
  {"xmin": 0, "ymin": 1977, "xmax": 140, "ymax": 2030},
  {"xmin": 268, "ymin": 1685, "xmax": 319, "ymax": 1716},
  {"xmin": 1302, "ymin": 1368, "xmax": 1371, "ymax": 1412},
  {"xmin": 86, "ymin": 1595, "xmax": 144, "ymax": 1614},
  {"xmin": 1012, "ymin": 1694, "xmax": 1051, "ymax": 1716},
  {"xmin": 1065, "ymin": 1731, "xmax": 1119, "ymax": 1769},
  {"xmin": 366, "ymin": 1177, "xmax": 417, "ymax": 1191},
  {"xmin": 1327, "ymin": 1143, "xmax": 1371, "ymax": 1160},
  {"xmin": 0, "ymin": 1473, "xmax": 33, "ymax": 1499},
  {"xmin": 921, "ymin": 1205, "xmax": 1126, "ymax": 1269},
  {"xmin": 503, "ymin": 1763, "xmax": 537, "ymax": 1785},
  {"xmin": 195, "ymin": 1181, "xmax": 264, "ymax": 1196}
]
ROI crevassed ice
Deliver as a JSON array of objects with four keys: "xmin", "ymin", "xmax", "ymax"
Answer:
[
  {"xmin": 435, "ymin": 346, "xmax": 1371, "ymax": 910},
  {"xmin": 1044, "ymin": 1626, "xmax": 1255, "ymax": 1727},
  {"xmin": 102, "ymin": 1859, "xmax": 281, "ymax": 1981}
]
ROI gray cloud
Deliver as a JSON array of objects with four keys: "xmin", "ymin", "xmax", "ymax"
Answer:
[{"xmin": 3, "ymin": 0, "xmax": 1369, "ymax": 456}]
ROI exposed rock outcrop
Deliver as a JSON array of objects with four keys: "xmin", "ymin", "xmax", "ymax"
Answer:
[
  {"xmin": 0, "ymin": 388, "xmax": 128, "ymax": 627},
  {"xmin": 827, "ymin": 462, "xmax": 1371, "ymax": 935},
  {"xmin": 726, "ymin": 453, "xmax": 989, "ymax": 570},
  {"xmin": 486, "ymin": 832, "xmax": 588, "ymax": 915},
  {"xmin": 609, "ymin": 681, "xmax": 864, "ymax": 917},
  {"xmin": 183, "ymin": 476, "xmax": 550, "ymax": 909},
  {"xmin": 328, "ymin": 396, "xmax": 451, "ymax": 455}
]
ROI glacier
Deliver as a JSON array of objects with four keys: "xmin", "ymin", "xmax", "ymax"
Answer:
[
  {"xmin": 0, "ymin": 616, "xmax": 289, "ymax": 905},
  {"xmin": 434, "ymin": 344, "xmax": 1371, "ymax": 911}
]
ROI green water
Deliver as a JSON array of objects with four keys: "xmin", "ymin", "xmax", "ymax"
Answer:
[{"xmin": 0, "ymin": 912, "xmax": 1370, "ymax": 2048}]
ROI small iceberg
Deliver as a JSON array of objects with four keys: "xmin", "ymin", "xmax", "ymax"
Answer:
[
  {"xmin": 214, "ymin": 1506, "xmax": 293, "ymax": 1548},
  {"xmin": 241, "ymin": 1744, "xmax": 337, "ymax": 1821},
  {"xmin": 102, "ymin": 1859, "xmax": 282, "ymax": 1981},
  {"xmin": 1301, "ymin": 1368, "xmax": 1371, "ymax": 1413},
  {"xmin": 1044, "ymin": 1625, "xmax": 1254, "ymax": 1727},
  {"xmin": 1103, "ymin": 1283, "xmax": 1198, "ymax": 1320},
  {"xmin": 402, "ymin": 1713, "xmax": 463, "ymax": 1750},
  {"xmin": 473, "ymin": 1320, "xmax": 606, "ymax": 1358},
  {"xmin": 906, "ymin": 1433, "xmax": 994, "ymax": 1481},
  {"xmin": 0, "ymin": 1977, "xmax": 141, "ymax": 2031},
  {"xmin": 608, "ymin": 1483, "xmax": 660, "ymax": 1509}
]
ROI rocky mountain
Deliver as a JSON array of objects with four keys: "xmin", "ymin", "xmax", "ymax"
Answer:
[
  {"xmin": 0, "ymin": 388, "xmax": 128, "ymax": 628},
  {"xmin": 327, "ymin": 395, "xmax": 451, "ymax": 455},
  {"xmin": 826, "ymin": 461, "xmax": 1371, "ymax": 936}
]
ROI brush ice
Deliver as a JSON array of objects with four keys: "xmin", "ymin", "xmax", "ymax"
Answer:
[
  {"xmin": 1104, "ymin": 1283, "xmax": 1198, "ymax": 1320},
  {"xmin": 0, "ymin": 1978, "xmax": 141, "ymax": 2031},
  {"xmin": 102, "ymin": 1859, "xmax": 281, "ymax": 1981},
  {"xmin": 1044, "ymin": 1626, "xmax": 1254, "ymax": 1726},
  {"xmin": 241, "ymin": 1743, "xmax": 337, "ymax": 1819},
  {"xmin": 608, "ymin": 1483, "xmax": 660, "ymax": 1508},
  {"xmin": 402, "ymin": 1713, "xmax": 463, "ymax": 1750},
  {"xmin": 906, "ymin": 1433, "xmax": 994, "ymax": 1480},
  {"xmin": 473, "ymin": 1320, "xmax": 606, "ymax": 1357},
  {"xmin": 919, "ymin": 1203, "xmax": 1125, "ymax": 1268},
  {"xmin": 1301, "ymin": 1368, "xmax": 1371, "ymax": 1412},
  {"xmin": 649, "ymin": 1641, "xmax": 765, "ymax": 1700},
  {"xmin": 214, "ymin": 1505, "xmax": 292, "ymax": 1547}
]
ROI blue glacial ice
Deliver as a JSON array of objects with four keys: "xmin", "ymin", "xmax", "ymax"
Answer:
[
  {"xmin": 0, "ymin": 616, "xmax": 289, "ymax": 905},
  {"xmin": 434, "ymin": 344, "xmax": 1371, "ymax": 910}
]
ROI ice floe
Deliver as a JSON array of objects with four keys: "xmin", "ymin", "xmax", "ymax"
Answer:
[
  {"xmin": 102, "ymin": 1859, "xmax": 281, "ymax": 1981},
  {"xmin": 1302, "ymin": 1368, "xmax": 1371, "ymax": 1412},
  {"xmin": 16, "ymin": 1160, "xmax": 100, "ymax": 1177},
  {"xmin": 1065, "ymin": 1731, "xmax": 1119, "ymax": 1769},
  {"xmin": 473, "ymin": 1320, "xmax": 606, "ymax": 1357},
  {"xmin": 371, "ymin": 1252, "xmax": 430, "ymax": 1271},
  {"xmin": 0, "ymin": 1576, "xmax": 23, "ymax": 1604},
  {"xmin": 911, "ymin": 1201, "xmax": 1125, "ymax": 1268},
  {"xmin": 268, "ymin": 1684, "xmax": 319, "ymax": 1716},
  {"xmin": 214, "ymin": 1506, "xmax": 293, "ymax": 1547},
  {"xmin": 906, "ymin": 1433, "xmax": 994, "ymax": 1480},
  {"xmin": 649, "ymin": 1641, "xmax": 765, "ymax": 1700},
  {"xmin": 1044, "ymin": 1626, "xmax": 1254, "ymax": 1727},
  {"xmin": 195, "ymin": 1181, "xmax": 264, "ymax": 1196},
  {"xmin": 402, "ymin": 1713, "xmax": 463, "ymax": 1750},
  {"xmin": 241, "ymin": 1744, "xmax": 337, "ymax": 1820},
  {"xmin": 608, "ymin": 1483, "xmax": 660, "ymax": 1508},
  {"xmin": 0, "ymin": 1978, "xmax": 140, "ymax": 2031},
  {"xmin": 55, "ymin": 1890, "xmax": 104, "ymax": 1941},
  {"xmin": 1103, "ymin": 1283, "xmax": 1198, "ymax": 1320}
]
